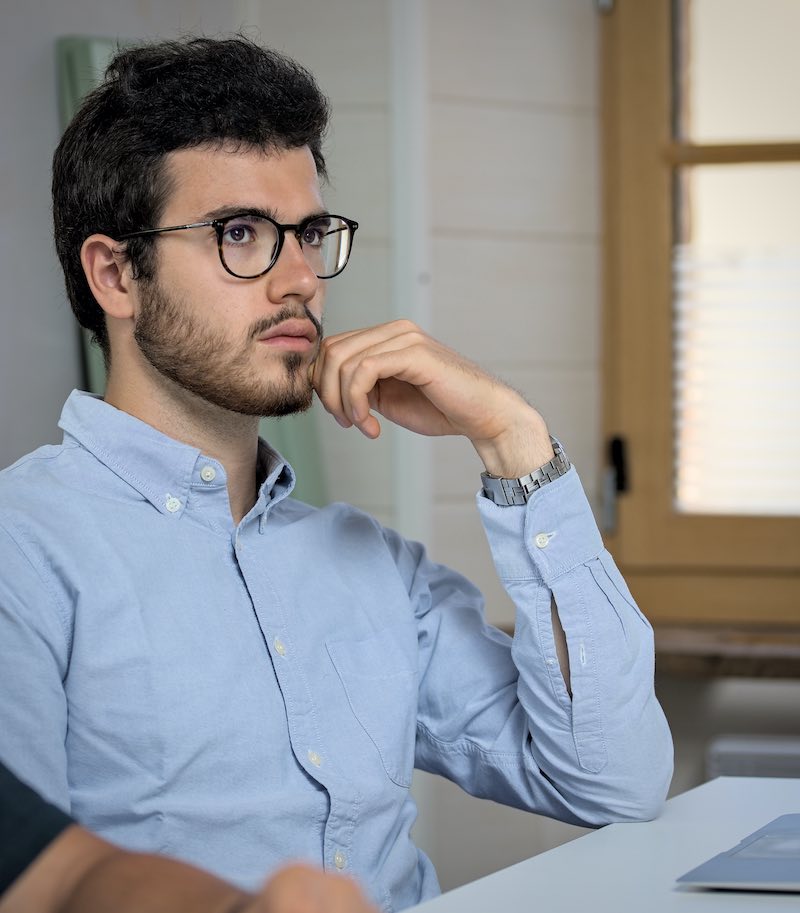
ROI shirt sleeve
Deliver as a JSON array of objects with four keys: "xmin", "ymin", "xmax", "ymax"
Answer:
[
  {"xmin": 405, "ymin": 466, "xmax": 674, "ymax": 827},
  {"xmin": 0, "ymin": 521, "xmax": 72, "ymax": 813},
  {"xmin": 0, "ymin": 758, "xmax": 73, "ymax": 895}
]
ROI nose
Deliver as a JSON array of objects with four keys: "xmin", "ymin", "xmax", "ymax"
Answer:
[{"xmin": 266, "ymin": 232, "xmax": 321, "ymax": 304}]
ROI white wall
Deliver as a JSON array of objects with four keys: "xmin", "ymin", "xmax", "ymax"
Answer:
[
  {"xmin": 412, "ymin": 2, "xmax": 800, "ymax": 892},
  {"xmin": 412, "ymin": 0, "xmax": 601, "ymax": 889},
  {"xmin": 0, "ymin": 0, "xmax": 595, "ymax": 893},
  {"xmin": 3, "ymin": 0, "xmax": 797, "ymax": 900},
  {"xmin": 426, "ymin": 0, "xmax": 601, "ymax": 627},
  {"xmin": 0, "ymin": 0, "xmax": 397, "ymax": 524},
  {"xmin": 0, "ymin": 0, "xmax": 264, "ymax": 471}
]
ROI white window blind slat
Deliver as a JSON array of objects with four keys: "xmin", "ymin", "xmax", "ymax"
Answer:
[{"xmin": 673, "ymin": 245, "xmax": 800, "ymax": 516}]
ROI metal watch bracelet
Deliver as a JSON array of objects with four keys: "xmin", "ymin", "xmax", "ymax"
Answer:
[{"xmin": 480, "ymin": 436, "xmax": 570, "ymax": 506}]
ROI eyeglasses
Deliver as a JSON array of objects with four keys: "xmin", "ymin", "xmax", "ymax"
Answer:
[{"xmin": 118, "ymin": 212, "xmax": 359, "ymax": 279}]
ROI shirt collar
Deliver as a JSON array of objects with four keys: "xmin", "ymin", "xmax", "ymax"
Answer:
[{"xmin": 58, "ymin": 390, "xmax": 296, "ymax": 517}]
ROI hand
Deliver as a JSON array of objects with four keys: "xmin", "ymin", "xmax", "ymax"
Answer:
[
  {"xmin": 245, "ymin": 863, "xmax": 378, "ymax": 913},
  {"xmin": 311, "ymin": 320, "xmax": 554, "ymax": 477},
  {"xmin": 0, "ymin": 826, "xmax": 378, "ymax": 913}
]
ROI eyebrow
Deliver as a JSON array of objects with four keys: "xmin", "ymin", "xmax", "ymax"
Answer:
[{"xmin": 200, "ymin": 205, "xmax": 331, "ymax": 225}]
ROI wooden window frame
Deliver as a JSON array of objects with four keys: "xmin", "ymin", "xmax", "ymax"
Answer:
[{"xmin": 600, "ymin": 0, "xmax": 800, "ymax": 626}]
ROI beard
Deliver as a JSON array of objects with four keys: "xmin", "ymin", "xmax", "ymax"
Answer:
[{"xmin": 132, "ymin": 276, "xmax": 322, "ymax": 417}]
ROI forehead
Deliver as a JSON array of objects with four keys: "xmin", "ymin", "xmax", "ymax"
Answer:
[{"xmin": 161, "ymin": 144, "xmax": 324, "ymax": 219}]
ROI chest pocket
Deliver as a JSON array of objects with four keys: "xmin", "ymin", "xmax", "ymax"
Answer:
[{"xmin": 326, "ymin": 622, "xmax": 419, "ymax": 788}]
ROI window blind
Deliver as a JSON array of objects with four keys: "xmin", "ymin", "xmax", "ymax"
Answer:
[{"xmin": 673, "ymin": 245, "xmax": 800, "ymax": 515}]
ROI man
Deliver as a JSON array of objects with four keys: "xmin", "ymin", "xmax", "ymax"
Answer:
[
  {"xmin": 0, "ymin": 35, "xmax": 673, "ymax": 912},
  {"xmin": 0, "ymin": 759, "xmax": 375, "ymax": 913}
]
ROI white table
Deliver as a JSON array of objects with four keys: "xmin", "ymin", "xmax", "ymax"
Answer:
[{"xmin": 408, "ymin": 777, "xmax": 800, "ymax": 912}]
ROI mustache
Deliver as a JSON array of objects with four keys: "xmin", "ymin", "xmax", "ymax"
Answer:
[{"xmin": 249, "ymin": 306, "xmax": 323, "ymax": 342}]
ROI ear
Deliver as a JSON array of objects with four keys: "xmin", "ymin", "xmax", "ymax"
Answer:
[{"xmin": 80, "ymin": 234, "xmax": 136, "ymax": 320}]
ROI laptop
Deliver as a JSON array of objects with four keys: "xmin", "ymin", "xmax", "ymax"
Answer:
[{"xmin": 677, "ymin": 813, "xmax": 800, "ymax": 892}]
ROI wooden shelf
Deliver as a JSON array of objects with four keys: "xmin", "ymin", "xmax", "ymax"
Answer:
[{"xmin": 654, "ymin": 625, "xmax": 800, "ymax": 679}]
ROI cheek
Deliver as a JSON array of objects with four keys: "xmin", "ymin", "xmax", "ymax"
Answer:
[{"xmin": 309, "ymin": 285, "xmax": 326, "ymax": 322}]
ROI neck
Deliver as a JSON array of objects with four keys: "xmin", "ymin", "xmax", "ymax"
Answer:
[{"xmin": 104, "ymin": 369, "xmax": 261, "ymax": 526}]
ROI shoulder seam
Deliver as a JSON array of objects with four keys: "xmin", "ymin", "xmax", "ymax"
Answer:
[{"xmin": 0, "ymin": 518, "xmax": 73, "ymax": 654}]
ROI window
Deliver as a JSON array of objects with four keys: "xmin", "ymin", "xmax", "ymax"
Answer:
[{"xmin": 600, "ymin": 0, "xmax": 800, "ymax": 624}]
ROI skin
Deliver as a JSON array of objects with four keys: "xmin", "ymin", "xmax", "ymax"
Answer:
[
  {"xmin": 82, "ymin": 144, "xmax": 327, "ymax": 522},
  {"xmin": 0, "ymin": 824, "xmax": 376, "ymax": 913},
  {"xmin": 80, "ymin": 143, "xmax": 558, "ymax": 520},
  {"xmin": 79, "ymin": 138, "xmax": 571, "ymax": 768}
]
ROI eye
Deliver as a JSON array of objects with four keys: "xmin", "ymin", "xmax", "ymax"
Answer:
[
  {"xmin": 301, "ymin": 221, "xmax": 329, "ymax": 248},
  {"xmin": 222, "ymin": 219, "xmax": 258, "ymax": 245}
]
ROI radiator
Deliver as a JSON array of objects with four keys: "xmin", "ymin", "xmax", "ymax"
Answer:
[{"xmin": 706, "ymin": 735, "xmax": 800, "ymax": 779}]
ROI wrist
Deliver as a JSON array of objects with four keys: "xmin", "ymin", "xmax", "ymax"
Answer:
[{"xmin": 472, "ymin": 408, "xmax": 553, "ymax": 479}]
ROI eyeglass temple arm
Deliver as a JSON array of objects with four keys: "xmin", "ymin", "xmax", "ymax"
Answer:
[{"xmin": 118, "ymin": 220, "xmax": 216, "ymax": 240}]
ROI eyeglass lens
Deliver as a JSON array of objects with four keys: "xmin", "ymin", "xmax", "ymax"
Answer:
[{"xmin": 220, "ymin": 215, "xmax": 352, "ymax": 279}]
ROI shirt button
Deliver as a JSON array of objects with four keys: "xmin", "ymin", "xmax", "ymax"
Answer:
[
  {"xmin": 334, "ymin": 850, "xmax": 347, "ymax": 870},
  {"xmin": 165, "ymin": 496, "xmax": 182, "ymax": 513},
  {"xmin": 308, "ymin": 750, "xmax": 322, "ymax": 768},
  {"xmin": 534, "ymin": 533, "xmax": 550, "ymax": 549},
  {"xmin": 200, "ymin": 465, "xmax": 216, "ymax": 482},
  {"xmin": 273, "ymin": 638, "xmax": 287, "ymax": 656}
]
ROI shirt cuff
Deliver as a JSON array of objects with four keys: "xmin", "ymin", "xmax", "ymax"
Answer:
[{"xmin": 476, "ymin": 467, "xmax": 604, "ymax": 585}]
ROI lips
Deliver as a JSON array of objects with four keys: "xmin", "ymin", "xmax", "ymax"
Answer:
[{"xmin": 257, "ymin": 318, "xmax": 318, "ymax": 344}]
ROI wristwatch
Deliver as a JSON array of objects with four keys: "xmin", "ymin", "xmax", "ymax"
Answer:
[{"xmin": 480, "ymin": 437, "xmax": 570, "ymax": 506}]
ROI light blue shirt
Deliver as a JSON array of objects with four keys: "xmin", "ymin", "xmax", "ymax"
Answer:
[{"xmin": 0, "ymin": 391, "xmax": 672, "ymax": 911}]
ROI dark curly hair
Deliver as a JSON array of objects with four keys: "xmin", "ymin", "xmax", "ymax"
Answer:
[{"xmin": 52, "ymin": 35, "xmax": 330, "ymax": 360}]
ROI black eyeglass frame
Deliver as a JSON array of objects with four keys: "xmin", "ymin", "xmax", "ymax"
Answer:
[{"xmin": 117, "ymin": 212, "xmax": 359, "ymax": 280}]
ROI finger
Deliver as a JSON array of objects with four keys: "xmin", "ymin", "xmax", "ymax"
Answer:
[
  {"xmin": 334, "ymin": 335, "xmax": 431, "ymax": 437},
  {"xmin": 309, "ymin": 343, "xmax": 353, "ymax": 428},
  {"xmin": 252, "ymin": 863, "xmax": 378, "ymax": 913},
  {"xmin": 314, "ymin": 321, "xmax": 426, "ymax": 430},
  {"xmin": 339, "ymin": 344, "xmax": 447, "ymax": 439},
  {"xmin": 310, "ymin": 327, "xmax": 380, "ymax": 427},
  {"xmin": 310, "ymin": 326, "xmax": 379, "ymax": 395},
  {"xmin": 308, "ymin": 328, "xmax": 366, "ymax": 388}
]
